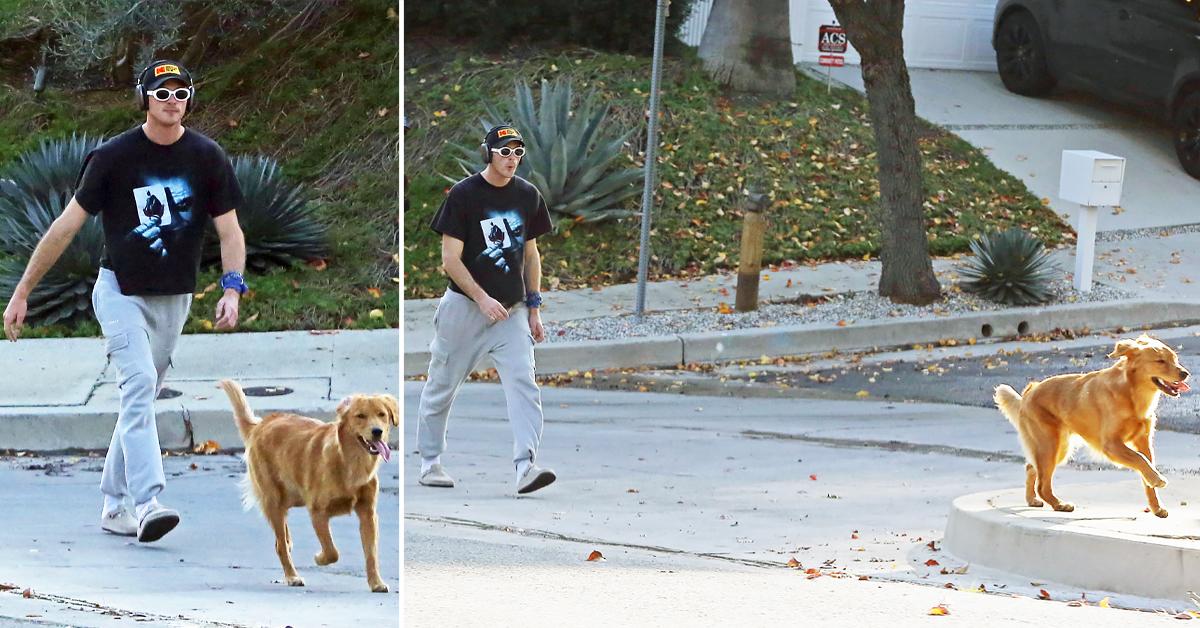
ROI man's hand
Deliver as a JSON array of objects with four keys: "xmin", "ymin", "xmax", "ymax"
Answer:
[
  {"xmin": 529, "ymin": 308, "xmax": 545, "ymax": 343},
  {"xmin": 477, "ymin": 294, "xmax": 508, "ymax": 324},
  {"xmin": 3, "ymin": 297, "xmax": 27, "ymax": 341},
  {"xmin": 215, "ymin": 290, "xmax": 240, "ymax": 330}
]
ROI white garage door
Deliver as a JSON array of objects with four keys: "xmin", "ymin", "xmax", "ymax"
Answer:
[{"xmin": 679, "ymin": 0, "xmax": 999, "ymax": 71}]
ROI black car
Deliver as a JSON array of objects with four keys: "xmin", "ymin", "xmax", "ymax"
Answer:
[{"xmin": 993, "ymin": 0, "xmax": 1200, "ymax": 179}]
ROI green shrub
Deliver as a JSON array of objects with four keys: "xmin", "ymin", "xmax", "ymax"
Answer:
[
  {"xmin": 959, "ymin": 228, "xmax": 1060, "ymax": 305},
  {"xmin": 405, "ymin": 0, "xmax": 698, "ymax": 54}
]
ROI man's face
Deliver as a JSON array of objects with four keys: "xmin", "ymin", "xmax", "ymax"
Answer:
[
  {"xmin": 490, "ymin": 140, "xmax": 524, "ymax": 179},
  {"xmin": 146, "ymin": 78, "xmax": 188, "ymax": 126}
]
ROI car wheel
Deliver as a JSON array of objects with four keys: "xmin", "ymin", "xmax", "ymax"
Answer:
[
  {"xmin": 995, "ymin": 11, "xmax": 1055, "ymax": 97},
  {"xmin": 1174, "ymin": 92, "xmax": 1200, "ymax": 180}
]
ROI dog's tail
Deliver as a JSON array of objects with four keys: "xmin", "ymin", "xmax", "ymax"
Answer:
[
  {"xmin": 219, "ymin": 379, "xmax": 259, "ymax": 442},
  {"xmin": 993, "ymin": 384, "xmax": 1024, "ymax": 428}
]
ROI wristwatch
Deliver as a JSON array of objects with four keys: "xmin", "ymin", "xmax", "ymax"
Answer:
[
  {"xmin": 220, "ymin": 271, "xmax": 249, "ymax": 295},
  {"xmin": 525, "ymin": 291, "xmax": 542, "ymax": 309}
]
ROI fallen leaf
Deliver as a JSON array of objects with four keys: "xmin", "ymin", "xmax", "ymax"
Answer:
[
  {"xmin": 836, "ymin": 320, "xmax": 848, "ymax": 327},
  {"xmin": 586, "ymin": 550, "xmax": 604, "ymax": 561},
  {"xmin": 809, "ymin": 474, "xmax": 818, "ymax": 481},
  {"xmin": 786, "ymin": 557, "xmax": 800, "ymax": 568},
  {"xmin": 21, "ymin": 589, "xmax": 31, "ymax": 599},
  {"xmin": 1099, "ymin": 597, "xmax": 1111, "ymax": 608},
  {"xmin": 925, "ymin": 559, "xmax": 940, "ymax": 567},
  {"xmin": 307, "ymin": 258, "xmax": 328, "ymax": 271},
  {"xmin": 367, "ymin": 287, "xmax": 382, "ymax": 298},
  {"xmin": 1039, "ymin": 589, "xmax": 1050, "ymax": 600},
  {"xmin": 377, "ymin": 107, "xmax": 389, "ymax": 118},
  {"xmin": 626, "ymin": 488, "xmax": 639, "ymax": 493},
  {"xmin": 717, "ymin": 302, "xmax": 733, "ymax": 315},
  {"xmin": 1176, "ymin": 613, "xmax": 1193, "ymax": 620},
  {"xmin": 193, "ymin": 440, "xmax": 220, "ymax": 455},
  {"xmin": 855, "ymin": 390, "xmax": 869, "ymax": 398},
  {"xmin": 928, "ymin": 604, "xmax": 949, "ymax": 616},
  {"xmin": 357, "ymin": 51, "xmax": 371, "ymax": 59},
  {"xmin": 1067, "ymin": 600, "xmax": 1083, "ymax": 607},
  {"xmin": 244, "ymin": 312, "xmax": 259, "ymax": 324}
]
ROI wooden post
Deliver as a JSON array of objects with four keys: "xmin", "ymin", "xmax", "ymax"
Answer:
[{"xmin": 735, "ymin": 194, "xmax": 769, "ymax": 312}]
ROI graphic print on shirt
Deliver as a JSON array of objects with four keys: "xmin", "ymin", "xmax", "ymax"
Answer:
[
  {"xmin": 128, "ymin": 178, "xmax": 195, "ymax": 259},
  {"xmin": 475, "ymin": 211, "xmax": 524, "ymax": 274}
]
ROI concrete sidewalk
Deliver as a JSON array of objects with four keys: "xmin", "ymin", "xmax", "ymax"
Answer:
[{"xmin": 0, "ymin": 328, "xmax": 399, "ymax": 452}]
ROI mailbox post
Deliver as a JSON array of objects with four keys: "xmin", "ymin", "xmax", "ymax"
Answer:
[{"xmin": 1058, "ymin": 150, "xmax": 1125, "ymax": 293}]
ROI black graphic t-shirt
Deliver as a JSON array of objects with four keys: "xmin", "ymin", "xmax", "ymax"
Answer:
[
  {"xmin": 429, "ymin": 173, "xmax": 553, "ymax": 307},
  {"xmin": 74, "ymin": 126, "xmax": 243, "ymax": 296}
]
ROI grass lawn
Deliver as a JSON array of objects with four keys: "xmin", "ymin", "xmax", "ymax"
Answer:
[{"xmin": 403, "ymin": 43, "xmax": 1071, "ymax": 300}]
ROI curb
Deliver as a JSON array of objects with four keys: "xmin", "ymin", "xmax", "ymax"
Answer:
[
  {"xmin": 0, "ymin": 404, "xmax": 401, "ymax": 454},
  {"xmin": 404, "ymin": 299, "xmax": 1200, "ymax": 377},
  {"xmin": 944, "ymin": 483, "xmax": 1200, "ymax": 601}
]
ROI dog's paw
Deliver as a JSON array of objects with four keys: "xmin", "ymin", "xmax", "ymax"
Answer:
[
  {"xmin": 1150, "ymin": 476, "xmax": 1168, "ymax": 489},
  {"xmin": 1027, "ymin": 499, "xmax": 1044, "ymax": 508},
  {"xmin": 286, "ymin": 576, "xmax": 305, "ymax": 587},
  {"xmin": 1053, "ymin": 502, "xmax": 1075, "ymax": 512},
  {"xmin": 1154, "ymin": 507, "xmax": 1169, "ymax": 518},
  {"xmin": 314, "ymin": 550, "xmax": 339, "ymax": 566},
  {"xmin": 370, "ymin": 581, "xmax": 390, "ymax": 593}
]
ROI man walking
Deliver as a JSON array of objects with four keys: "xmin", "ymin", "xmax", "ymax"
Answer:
[
  {"xmin": 417, "ymin": 124, "xmax": 556, "ymax": 495},
  {"xmin": 2, "ymin": 59, "xmax": 248, "ymax": 542}
]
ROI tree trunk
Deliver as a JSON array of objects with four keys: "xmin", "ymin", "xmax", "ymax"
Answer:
[
  {"xmin": 829, "ymin": 0, "xmax": 940, "ymax": 305},
  {"xmin": 698, "ymin": 0, "xmax": 795, "ymax": 96}
]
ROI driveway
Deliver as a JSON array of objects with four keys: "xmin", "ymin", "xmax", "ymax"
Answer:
[{"xmin": 818, "ymin": 65, "xmax": 1200, "ymax": 233}]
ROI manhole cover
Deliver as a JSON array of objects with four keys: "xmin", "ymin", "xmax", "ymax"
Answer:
[
  {"xmin": 243, "ymin": 386, "xmax": 293, "ymax": 397},
  {"xmin": 157, "ymin": 388, "xmax": 182, "ymax": 400}
]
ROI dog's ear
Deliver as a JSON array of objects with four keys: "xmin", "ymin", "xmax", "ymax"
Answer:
[
  {"xmin": 379, "ymin": 394, "xmax": 399, "ymax": 426},
  {"xmin": 1109, "ymin": 339, "xmax": 1139, "ymax": 359},
  {"xmin": 336, "ymin": 396, "xmax": 352, "ymax": 419}
]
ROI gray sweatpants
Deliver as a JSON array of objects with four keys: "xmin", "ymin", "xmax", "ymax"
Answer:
[
  {"xmin": 417, "ymin": 289, "xmax": 544, "ymax": 466},
  {"xmin": 91, "ymin": 268, "xmax": 191, "ymax": 510}
]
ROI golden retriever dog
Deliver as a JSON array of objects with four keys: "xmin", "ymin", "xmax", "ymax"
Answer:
[
  {"xmin": 994, "ymin": 334, "xmax": 1190, "ymax": 518},
  {"xmin": 219, "ymin": 379, "xmax": 398, "ymax": 592}
]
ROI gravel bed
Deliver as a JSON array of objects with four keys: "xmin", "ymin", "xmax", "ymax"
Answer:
[
  {"xmin": 543, "ymin": 279, "xmax": 1137, "ymax": 343},
  {"xmin": 1095, "ymin": 222, "xmax": 1200, "ymax": 242}
]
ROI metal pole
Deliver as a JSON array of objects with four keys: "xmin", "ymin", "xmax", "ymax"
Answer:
[{"xmin": 635, "ymin": 0, "xmax": 669, "ymax": 318}]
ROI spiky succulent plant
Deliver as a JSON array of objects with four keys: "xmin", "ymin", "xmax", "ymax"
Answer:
[
  {"xmin": 959, "ymin": 227, "xmax": 1060, "ymax": 305},
  {"xmin": 204, "ymin": 155, "xmax": 330, "ymax": 270},
  {"xmin": 0, "ymin": 135, "xmax": 106, "ymax": 325},
  {"xmin": 449, "ymin": 77, "xmax": 642, "ymax": 223}
]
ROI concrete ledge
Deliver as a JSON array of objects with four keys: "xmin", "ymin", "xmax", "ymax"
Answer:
[
  {"xmin": 404, "ymin": 336, "xmax": 684, "ymax": 377},
  {"xmin": 680, "ymin": 299, "xmax": 1200, "ymax": 363},
  {"xmin": 944, "ymin": 480, "xmax": 1200, "ymax": 601},
  {"xmin": 403, "ymin": 300, "xmax": 1200, "ymax": 376}
]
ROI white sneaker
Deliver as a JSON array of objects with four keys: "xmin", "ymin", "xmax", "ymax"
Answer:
[
  {"xmin": 516, "ymin": 464, "xmax": 556, "ymax": 495},
  {"xmin": 136, "ymin": 503, "xmax": 180, "ymax": 543},
  {"xmin": 100, "ymin": 507, "xmax": 137, "ymax": 537},
  {"xmin": 419, "ymin": 464, "xmax": 455, "ymax": 488}
]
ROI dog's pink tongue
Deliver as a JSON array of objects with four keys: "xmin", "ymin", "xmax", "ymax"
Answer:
[
  {"xmin": 377, "ymin": 440, "xmax": 391, "ymax": 463},
  {"xmin": 1179, "ymin": 381, "xmax": 1191, "ymax": 394}
]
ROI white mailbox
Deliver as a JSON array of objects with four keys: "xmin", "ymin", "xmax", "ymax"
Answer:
[
  {"xmin": 1059, "ymin": 150, "xmax": 1125, "ymax": 207},
  {"xmin": 1058, "ymin": 149, "xmax": 1126, "ymax": 294}
]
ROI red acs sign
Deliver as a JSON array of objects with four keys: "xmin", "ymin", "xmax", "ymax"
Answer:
[{"xmin": 818, "ymin": 25, "xmax": 847, "ymax": 54}]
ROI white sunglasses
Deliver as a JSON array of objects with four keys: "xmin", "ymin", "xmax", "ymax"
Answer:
[
  {"xmin": 148, "ymin": 87, "xmax": 192, "ymax": 102},
  {"xmin": 491, "ymin": 146, "xmax": 526, "ymax": 158}
]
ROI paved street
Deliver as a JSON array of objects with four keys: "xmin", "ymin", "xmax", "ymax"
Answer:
[
  {"xmin": 709, "ymin": 324, "xmax": 1200, "ymax": 432},
  {"xmin": 0, "ymin": 455, "xmax": 400, "ymax": 627},
  {"xmin": 404, "ymin": 381, "xmax": 1200, "ymax": 625}
]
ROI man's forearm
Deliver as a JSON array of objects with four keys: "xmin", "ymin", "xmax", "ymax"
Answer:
[
  {"xmin": 443, "ymin": 257, "xmax": 489, "ymax": 302},
  {"xmin": 14, "ymin": 221, "xmax": 75, "ymax": 299},
  {"xmin": 220, "ymin": 228, "xmax": 246, "ymax": 275},
  {"xmin": 524, "ymin": 248, "xmax": 542, "ymax": 296}
]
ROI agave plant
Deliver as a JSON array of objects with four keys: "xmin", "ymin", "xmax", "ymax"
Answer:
[
  {"xmin": 0, "ymin": 188, "xmax": 106, "ymax": 325},
  {"xmin": 959, "ymin": 227, "xmax": 1060, "ymax": 305},
  {"xmin": 203, "ymin": 155, "xmax": 330, "ymax": 271},
  {"xmin": 449, "ymin": 78, "xmax": 642, "ymax": 223},
  {"xmin": 0, "ymin": 136, "xmax": 107, "ymax": 325}
]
